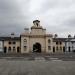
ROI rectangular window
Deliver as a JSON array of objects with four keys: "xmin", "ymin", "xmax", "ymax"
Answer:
[{"xmin": 48, "ymin": 46, "xmax": 51, "ymax": 50}]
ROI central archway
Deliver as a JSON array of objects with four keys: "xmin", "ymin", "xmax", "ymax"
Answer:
[{"xmin": 33, "ymin": 43, "xmax": 41, "ymax": 53}]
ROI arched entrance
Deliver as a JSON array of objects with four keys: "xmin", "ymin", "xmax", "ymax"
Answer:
[
  {"xmin": 17, "ymin": 47, "xmax": 20, "ymax": 53},
  {"xmin": 63, "ymin": 46, "xmax": 65, "ymax": 52},
  {"xmin": 4, "ymin": 47, "xmax": 7, "ymax": 53},
  {"xmin": 53, "ymin": 47, "xmax": 55, "ymax": 53},
  {"xmin": 33, "ymin": 43, "xmax": 41, "ymax": 53},
  {"xmin": 68, "ymin": 47, "xmax": 71, "ymax": 52}
]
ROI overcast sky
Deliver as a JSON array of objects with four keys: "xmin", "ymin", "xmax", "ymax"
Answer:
[{"xmin": 0, "ymin": 0, "xmax": 75, "ymax": 37}]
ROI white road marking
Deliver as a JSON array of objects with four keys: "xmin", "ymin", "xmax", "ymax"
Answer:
[
  {"xmin": 35, "ymin": 57, "xmax": 45, "ymax": 61},
  {"xmin": 51, "ymin": 60, "xmax": 62, "ymax": 61},
  {"xmin": 50, "ymin": 58, "xmax": 58, "ymax": 60}
]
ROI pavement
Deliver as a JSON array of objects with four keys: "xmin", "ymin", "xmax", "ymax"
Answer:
[
  {"xmin": 0, "ymin": 58, "xmax": 75, "ymax": 75},
  {"xmin": 0, "ymin": 53, "xmax": 75, "ymax": 75}
]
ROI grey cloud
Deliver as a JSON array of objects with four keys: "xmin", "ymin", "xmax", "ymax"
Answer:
[
  {"xmin": 0, "ymin": 0, "xmax": 30, "ymax": 34},
  {"xmin": 33, "ymin": 0, "xmax": 74, "ymax": 14},
  {"xmin": 63, "ymin": 17, "xmax": 75, "ymax": 27},
  {"xmin": 0, "ymin": 0, "xmax": 75, "ymax": 37}
]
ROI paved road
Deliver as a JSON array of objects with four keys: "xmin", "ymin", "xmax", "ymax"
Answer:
[{"xmin": 0, "ymin": 59, "xmax": 75, "ymax": 75}]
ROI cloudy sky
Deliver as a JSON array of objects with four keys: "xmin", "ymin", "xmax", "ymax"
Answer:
[{"xmin": 0, "ymin": 0, "xmax": 75, "ymax": 37}]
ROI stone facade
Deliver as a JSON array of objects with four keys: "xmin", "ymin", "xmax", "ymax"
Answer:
[
  {"xmin": 53, "ymin": 38, "xmax": 66, "ymax": 53},
  {"xmin": 21, "ymin": 20, "xmax": 53, "ymax": 53},
  {"xmin": 65, "ymin": 38, "xmax": 75, "ymax": 52},
  {"xmin": 2, "ymin": 36, "xmax": 20, "ymax": 53},
  {"xmin": 4, "ymin": 40, "xmax": 20, "ymax": 53},
  {"xmin": 0, "ymin": 40, "xmax": 3, "ymax": 52},
  {"xmin": 1, "ymin": 20, "xmax": 75, "ymax": 54}
]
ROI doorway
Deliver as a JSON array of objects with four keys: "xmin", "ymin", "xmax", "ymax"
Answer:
[
  {"xmin": 63, "ymin": 47, "xmax": 65, "ymax": 52},
  {"xmin": 53, "ymin": 47, "xmax": 55, "ymax": 53},
  {"xmin": 4, "ymin": 47, "xmax": 7, "ymax": 53},
  {"xmin": 17, "ymin": 47, "xmax": 20, "ymax": 53},
  {"xmin": 68, "ymin": 47, "xmax": 71, "ymax": 52},
  {"xmin": 33, "ymin": 43, "xmax": 41, "ymax": 53}
]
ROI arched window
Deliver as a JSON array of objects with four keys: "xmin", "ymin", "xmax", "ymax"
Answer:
[
  {"xmin": 13, "ymin": 46, "xmax": 16, "ymax": 52},
  {"xmin": 8, "ymin": 47, "xmax": 11, "ymax": 52},
  {"xmin": 24, "ymin": 46, "xmax": 27, "ymax": 51},
  {"xmin": 48, "ymin": 46, "xmax": 51, "ymax": 50},
  {"xmin": 4, "ymin": 47, "xmax": 7, "ymax": 53},
  {"xmin": 24, "ymin": 39, "xmax": 27, "ymax": 44},
  {"xmin": 68, "ymin": 46, "xmax": 70, "ymax": 52},
  {"xmin": 60, "ymin": 42, "xmax": 62, "ymax": 45},
  {"xmin": 8, "ymin": 41, "xmax": 11, "ymax": 44},
  {"xmin": 48, "ymin": 39, "xmax": 51, "ymax": 44},
  {"xmin": 17, "ymin": 47, "xmax": 20, "ymax": 53},
  {"xmin": 24, "ymin": 39, "xmax": 27, "ymax": 42},
  {"xmin": 53, "ymin": 47, "xmax": 55, "ymax": 52},
  {"xmin": 56, "ymin": 46, "xmax": 58, "ymax": 51},
  {"xmin": 60, "ymin": 46, "xmax": 62, "ymax": 50},
  {"xmin": 63, "ymin": 46, "xmax": 65, "ymax": 52},
  {"xmin": 56, "ymin": 42, "xmax": 58, "ymax": 45}
]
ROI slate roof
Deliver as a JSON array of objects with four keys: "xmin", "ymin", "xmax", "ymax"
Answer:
[
  {"xmin": 53, "ymin": 38, "xmax": 75, "ymax": 42},
  {"xmin": 53, "ymin": 38, "xmax": 67, "ymax": 42},
  {"xmin": 0, "ymin": 37, "xmax": 20, "ymax": 41},
  {"xmin": 70, "ymin": 39, "xmax": 75, "ymax": 42}
]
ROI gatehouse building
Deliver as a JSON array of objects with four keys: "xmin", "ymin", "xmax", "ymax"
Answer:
[
  {"xmin": 21, "ymin": 20, "xmax": 53, "ymax": 53},
  {"xmin": 0, "ymin": 20, "xmax": 75, "ymax": 54}
]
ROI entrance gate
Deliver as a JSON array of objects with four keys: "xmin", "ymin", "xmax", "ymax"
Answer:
[{"xmin": 33, "ymin": 43, "xmax": 41, "ymax": 53}]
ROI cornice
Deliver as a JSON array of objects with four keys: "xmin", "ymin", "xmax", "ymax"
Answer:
[{"xmin": 21, "ymin": 34, "xmax": 53, "ymax": 38}]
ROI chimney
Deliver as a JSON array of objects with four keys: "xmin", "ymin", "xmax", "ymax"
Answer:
[
  {"xmin": 24, "ymin": 28, "xmax": 29, "ymax": 34},
  {"xmin": 11, "ymin": 32, "xmax": 15, "ymax": 38},
  {"xmin": 68, "ymin": 34, "xmax": 71, "ymax": 38}
]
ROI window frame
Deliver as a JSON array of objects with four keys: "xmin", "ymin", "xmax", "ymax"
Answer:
[
  {"xmin": 48, "ymin": 46, "xmax": 51, "ymax": 50},
  {"xmin": 8, "ymin": 47, "xmax": 11, "ymax": 52},
  {"xmin": 13, "ymin": 41, "xmax": 16, "ymax": 44},
  {"xmin": 48, "ymin": 39, "xmax": 51, "ymax": 44},
  {"xmin": 8, "ymin": 41, "xmax": 11, "ymax": 44},
  {"xmin": 24, "ymin": 46, "xmax": 27, "ymax": 51}
]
